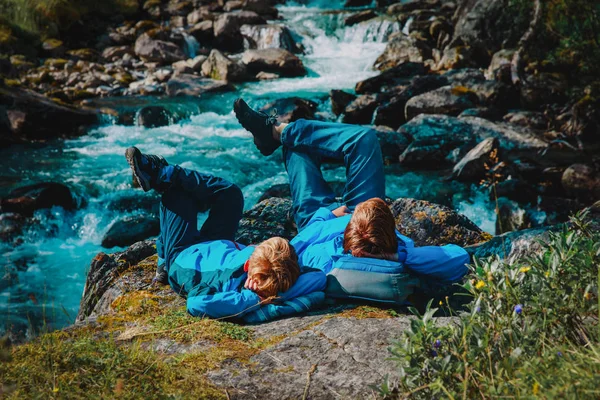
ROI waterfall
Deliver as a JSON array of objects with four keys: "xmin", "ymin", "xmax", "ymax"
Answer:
[
  {"xmin": 181, "ymin": 31, "xmax": 200, "ymax": 58},
  {"xmin": 402, "ymin": 17, "xmax": 414, "ymax": 36}
]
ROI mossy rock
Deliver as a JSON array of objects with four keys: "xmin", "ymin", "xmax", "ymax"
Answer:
[
  {"xmin": 42, "ymin": 38, "xmax": 63, "ymax": 51},
  {"xmin": 9, "ymin": 55, "xmax": 35, "ymax": 71},
  {"xmin": 0, "ymin": 24, "xmax": 15, "ymax": 45},
  {"xmin": 112, "ymin": 71, "xmax": 134, "ymax": 84},
  {"xmin": 66, "ymin": 48, "xmax": 98, "ymax": 61},
  {"xmin": 44, "ymin": 58, "xmax": 69, "ymax": 68}
]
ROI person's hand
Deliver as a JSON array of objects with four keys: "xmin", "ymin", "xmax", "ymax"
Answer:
[
  {"xmin": 332, "ymin": 205, "xmax": 351, "ymax": 217},
  {"xmin": 245, "ymin": 277, "xmax": 269, "ymax": 302}
]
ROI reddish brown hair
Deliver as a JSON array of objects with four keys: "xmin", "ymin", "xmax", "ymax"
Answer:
[
  {"xmin": 343, "ymin": 198, "xmax": 397, "ymax": 258},
  {"xmin": 247, "ymin": 237, "xmax": 300, "ymax": 299}
]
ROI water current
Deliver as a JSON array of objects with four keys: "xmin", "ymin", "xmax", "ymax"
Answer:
[{"xmin": 0, "ymin": 1, "xmax": 497, "ymax": 338}]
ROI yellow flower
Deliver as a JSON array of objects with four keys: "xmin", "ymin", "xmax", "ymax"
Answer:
[
  {"xmin": 475, "ymin": 280, "xmax": 486, "ymax": 290},
  {"xmin": 439, "ymin": 301, "xmax": 443, "ymax": 306},
  {"xmin": 520, "ymin": 266, "xmax": 531, "ymax": 273},
  {"xmin": 545, "ymin": 271, "xmax": 550, "ymax": 278},
  {"xmin": 533, "ymin": 382, "xmax": 540, "ymax": 395},
  {"xmin": 584, "ymin": 292, "xmax": 593, "ymax": 301}
]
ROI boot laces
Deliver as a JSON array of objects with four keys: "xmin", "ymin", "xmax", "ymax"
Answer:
[{"xmin": 266, "ymin": 108, "xmax": 278, "ymax": 126}]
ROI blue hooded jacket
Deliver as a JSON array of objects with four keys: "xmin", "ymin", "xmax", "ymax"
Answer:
[
  {"xmin": 290, "ymin": 208, "xmax": 469, "ymax": 285},
  {"xmin": 170, "ymin": 240, "xmax": 326, "ymax": 319}
]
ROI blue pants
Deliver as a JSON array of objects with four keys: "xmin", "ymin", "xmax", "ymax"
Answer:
[
  {"xmin": 156, "ymin": 165, "xmax": 244, "ymax": 270},
  {"xmin": 282, "ymin": 119, "xmax": 385, "ymax": 230}
]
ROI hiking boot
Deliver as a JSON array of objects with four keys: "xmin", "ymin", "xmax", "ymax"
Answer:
[
  {"xmin": 125, "ymin": 146, "xmax": 168, "ymax": 192},
  {"xmin": 233, "ymin": 98, "xmax": 280, "ymax": 156}
]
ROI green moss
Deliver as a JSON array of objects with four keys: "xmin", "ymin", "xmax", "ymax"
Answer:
[
  {"xmin": 0, "ymin": 331, "xmax": 226, "ymax": 399},
  {"xmin": 3, "ymin": 78, "xmax": 21, "ymax": 87},
  {"xmin": 44, "ymin": 58, "xmax": 68, "ymax": 68}
]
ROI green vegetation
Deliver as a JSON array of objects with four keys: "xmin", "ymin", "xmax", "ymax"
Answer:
[
  {"xmin": 510, "ymin": 0, "xmax": 600, "ymax": 77},
  {"xmin": 0, "ymin": 0, "xmax": 139, "ymax": 40},
  {"xmin": 380, "ymin": 212, "xmax": 600, "ymax": 398}
]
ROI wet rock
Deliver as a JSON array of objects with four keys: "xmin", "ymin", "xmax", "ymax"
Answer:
[
  {"xmin": 452, "ymin": 137, "xmax": 499, "ymax": 182},
  {"xmin": 391, "ymin": 198, "xmax": 489, "ymax": 247},
  {"xmin": 459, "ymin": 107, "xmax": 503, "ymax": 122},
  {"xmin": 201, "ymin": 49, "xmax": 247, "ymax": 82},
  {"xmin": 330, "ymin": 90, "xmax": 357, "ymax": 116},
  {"xmin": 134, "ymin": 33, "xmax": 185, "ymax": 64},
  {"xmin": 405, "ymin": 86, "xmax": 477, "ymax": 121},
  {"xmin": 520, "ymin": 73, "xmax": 568, "ymax": 110},
  {"xmin": 240, "ymin": 24, "xmax": 301, "ymax": 53},
  {"xmin": 503, "ymin": 111, "xmax": 548, "ymax": 130},
  {"xmin": 466, "ymin": 80, "xmax": 519, "ymax": 111},
  {"xmin": 373, "ymin": 74, "xmax": 449, "ymax": 129},
  {"xmin": 1, "ymin": 183, "xmax": 76, "ymax": 217},
  {"xmin": 102, "ymin": 46, "xmax": 135, "ymax": 61},
  {"xmin": 236, "ymin": 198, "xmax": 296, "ymax": 245},
  {"xmin": 165, "ymin": 74, "xmax": 234, "ymax": 97},
  {"xmin": 436, "ymin": 46, "xmax": 482, "ymax": 70},
  {"xmin": 255, "ymin": 71, "xmax": 279, "ymax": 80},
  {"xmin": 0, "ymin": 213, "xmax": 25, "ymax": 242},
  {"xmin": 137, "ymin": 105, "xmax": 173, "ymax": 128},
  {"xmin": 375, "ymin": 126, "xmax": 412, "ymax": 163},
  {"xmin": 496, "ymin": 198, "xmax": 532, "ymax": 235},
  {"xmin": 494, "ymin": 179, "xmax": 538, "ymax": 205},
  {"xmin": 241, "ymin": 48, "xmax": 306, "ymax": 77},
  {"xmin": 387, "ymin": 0, "xmax": 440, "ymax": 13},
  {"xmin": 342, "ymin": 94, "xmax": 379, "ymax": 124},
  {"xmin": 42, "ymin": 39, "xmax": 65, "ymax": 57},
  {"xmin": 260, "ymin": 97, "xmax": 317, "ymax": 123},
  {"xmin": 397, "ymin": 114, "xmax": 558, "ymax": 168},
  {"xmin": 345, "ymin": 10, "xmax": 377, "ymax": 26},
  {"xmin": 243, "ymin": 0, "xmax": 279, "ymax": 18},
  {"xmin": 101, "ymin": 215, "xmax": 160, "ymax": 248},
  {"xmin": 561, "ymin": 164, "xmax": 600, "ymax": 201},
  {"xmin": 188, "ymin": 20, "xmax": 214, "ymax": 43},
  {"xmin": 0, "ymin": 85, "xmax": 98, "ymax": 147},
  {"xmin": 486, "ymin": 49, "xmax": 516, "ymax": 82},
  {"xmin": 214, "ymin": 11, "xmax": 266, "ymax": 52},
  {"xmin": 355, "ymin": 61, "xmax": 426, "ymax": 94},
  {"xmin": 374, "ymin": 35, "xmax": 432, "ymax": 71},
  {"xmin": 76, "ymin": 239, "xmax": 157, "ymax": 322},
  {"xmin": 443, "ymin": 68, "xmax": 485, "ymax": 86},
  {"xmin": 224, "ymin": 0, "xmax": 244, "ymax": 12}
]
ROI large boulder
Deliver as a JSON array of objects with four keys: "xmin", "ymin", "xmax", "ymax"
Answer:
[
  {"xmin": 391, "ymin": 198, "xmax": 490, "ymax": 247},
  {"xmin": 373, "ymin": 74, "xmax": 449, "ymax": 129},
  {"xmin": 0, "ymin": 86, "xmax": 98, "ymax": 147},
  {"xmin": 201, "ymin": 49, "xmax": 247, "ymax": 82},
  {"xmin": 561, "ymin": 164, "xmax": 600, "ymax": 201},
  {"xmin": 342, "ymin": 94, "xmax": 379, "ymax": 125},
  {"xmin": 137, "ymin": 106, "xmax": 173, "ymax": 128},
  {"xmin": 259, "ymin": 97, "xmax": 317, "ymax": 123},
  {"xmin": 355, "ymin": 62, "xmax": 427, "ymax": 94},
  {"xmin": 76, "ymin": 239, "xmax": 157, "ymax": 322},
  {"xmin": 397, "ymin": 114, "xmax": 575, "ymax": 168},
  {"xmin": 188, "ymin": 20, "xmax": 214, "ymax": 44},
  {"xmin": 330, "ymin": 90, "xmax": 357, "ymax": 116},
  {"xmin": 134, "ymin": 33, "xmax": 185, "ymax": 64},
  {"xmin": 1, "ymin": 183, "xmax": 76, "ymax": 217},
  {"xmin": 241, "ymin": 48, "xmax": 306, "ymax": 77},
  {"xmin": 236, "ymin": 198, "xmax": 296, "ymax": 245},
  {"xmin": 240, "ymin": 24, "xmax": 301, "ymax": 53},
  {"xmin": 344, "ymin": 10, "xmax": 377, "ymax": 26},
  {"xmin": 373, "ymin": 35, "xmax": 432, "ymax": 71},
  {"xmin": 452, "ymin": 137, "xmax": 499, "ymax": 182},
  {"xmin": 404, "ymin": 86, "xmax": 478, "ymax": 121},
  {"xmin": 165, "ymin": 74, "xmax": 234, "ymax": 97},
  {"xmin": 101, "ymin": 215, "xmax": 160, "ymax": 248},
  {"xmin": 213, "ymin": 11, "xmax": 266, "ymax": 52}
]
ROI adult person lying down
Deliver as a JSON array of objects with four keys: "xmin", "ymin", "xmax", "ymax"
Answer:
[
  {"xmin": 124, "ymin": 146, "xmax": 326, "ymax": 320},
  {"xmin": 234, "ymin": 98, "xmax": 469, "ymax": 304}
]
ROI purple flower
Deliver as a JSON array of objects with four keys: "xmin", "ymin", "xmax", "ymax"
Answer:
[
  {"xmin": 514, "ymin": 304, "xmax": 523, "ymax": 314},
  {"xmin": 557, "ymin": 351, "xmax": 563, "ymax": 357},
  {"xmin": 433, "ymin": 339, "xmax": 442, "ymax": 349},
  {"xmin": 475, "ymin": 306, "xmax": 481, "ymax": 313},
  {"xmin": 430, "ymin": 350, "xmax": 438, "ymax": 357}
]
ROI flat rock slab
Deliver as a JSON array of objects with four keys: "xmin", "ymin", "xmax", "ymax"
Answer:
[{"xmin": 208, "ymin": 316, "xmax": 451, "ymax": 399}]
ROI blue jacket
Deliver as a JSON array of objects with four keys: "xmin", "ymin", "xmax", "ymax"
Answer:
[
  {"xmin": 169, "ymin": 240, "xmax": 326, "ymax": 319},
  {"xmin": 290, "ymin": 208, "xmax": 469, "ymax": 285}
]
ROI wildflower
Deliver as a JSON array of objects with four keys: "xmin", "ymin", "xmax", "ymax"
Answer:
[
  {"xmin": 430, "ymin": 350, "xmax": 438, "ymax": 357},
  {"xmin": 519, "ymin": 266, "xmax": 531, "ymax": 273},
  {"xmin": 475, "ymin": 280, "xmax": 486, "ymax": 290},
  {"xmin": 433, "ymin": 339, "xmax": 442, "ymax": 349},
  {"xmin": 584, "ymin": 292, "xmax": 592, "ymax": 301},
  {"xmin": 557, "ymin": 351, "xmax": 563, "ymax": 357},
  {"xmin": 475, "ymin": 306, "xmax": 481, "ymax": 313},
  {"xmin": 533, "ymin": 382, "xmax": 540, "ymax": 395},
  {"xmin": 545, "ymin": 271, "xmax": 550, "ymax": 278},
  {"xmin": 439, "ymin": 301, "xmax": 443, "ymax": 306},
  {"xmin": 514, "ymin": 304, "xmax": 523, "ymax": 314}
]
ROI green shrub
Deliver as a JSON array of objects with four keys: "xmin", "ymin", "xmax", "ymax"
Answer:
[{"xmin": 382, "ymin": 212, "xmax": 600, "ymax": 398}]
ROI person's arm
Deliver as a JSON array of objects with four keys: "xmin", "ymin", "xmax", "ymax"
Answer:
[
  {"xmin": 186, "ymin": 288, "xmax": 262, "ymax": 318},
  {"xmin": 279, "ymin": 268, "xmax": 327, "ymax": 301},
  {"xmin": 306, "ymin": 207, "xmax": 337, "ymax": 225}
]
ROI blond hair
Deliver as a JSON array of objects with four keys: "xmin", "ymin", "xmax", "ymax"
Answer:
[
  {"xmin": 247, "ymin": 237, "xmax": 300, "ymax": 299},
  {"xmin": 343, "ymin": 198, "xmax": 397, "ymax": 258}
]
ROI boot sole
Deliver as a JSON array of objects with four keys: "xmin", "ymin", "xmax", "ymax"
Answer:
[{"xmin": 125, "ymin": 147, "xmax": 151, "ymax": 192}]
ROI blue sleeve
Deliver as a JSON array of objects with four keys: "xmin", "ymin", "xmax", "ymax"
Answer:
[
  {"xmin": 279, "ymin": 269, "xmax": 327, "ymax": 301},
  {"xmin": 404, "ymin": 244, "xmax": 470, "ymax": 284},
  {"xmin": 186, "ymin": 289, "xmax": 261, "ymax": 319},
  {"xmin": 306, "ymin": 207, "xmax": 336, "ymax": 226},
  {"xmin": 242, "ymin": 292, "xmax": 326, "ymax": 323}
]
